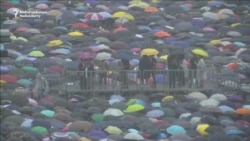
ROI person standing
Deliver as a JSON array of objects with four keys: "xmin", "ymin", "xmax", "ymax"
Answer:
[
  {"xmin": 189, "ymin": 53, "xmax": 199, "ymax": 88},
  {"xmin": 79, "ymin": 59, "xmax": 94, "ymax": 90},
  {"xmin": 33, "ymin": 73, "xmax": 49, "ymax": 100},
  {"xmin": 139, "ymin": 55, "xmax": 151, "ymax": 84},
  {"xmin": 149, "ymin": 55, "xmax": 157, "ymax": 87},
  {"xmin": 196, "ymin": 55, "xmax": 207, "ymax": 88},
  {"xmin": 120, "ymin": 59, "xmax": 130, "ymax": 88},
  {"xmin": 177, "ymin": 54, "xmax": 188, "ymax": 87},
  {"xmin": 98, "ymin": 60, "xmax": 109, "ymax": 87},
  {"xmin": 167, "ymin": 54, "xmax": 178, "ymax": 88}
]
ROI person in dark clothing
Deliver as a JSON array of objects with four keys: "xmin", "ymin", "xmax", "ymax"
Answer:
[
  {"xmin": 120, "ymin": 59, "xmax": 130, "ymax": 88},
  {"xmin": 79, "ymin": 59, "xmax": 94, "ymax": 90},
  {"xmin": 177, "ymin": 54, "xmax": 186, "ymax": 87},
  {"xmin": 167, "ymin": 54, "xmax": 178, "ymax": 88},
  {"xmin": 149, "ymin": 55, "xmax": 157, "ymax": 87},
  {"xmin": 189, "ymin": 54, "xmax": 199, "ymax": 88},
  {"xmin": 139, "ymin": 55, "xmax": 151, "ymax": 84}
]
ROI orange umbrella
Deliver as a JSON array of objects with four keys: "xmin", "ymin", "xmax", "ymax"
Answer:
[
  {"xmin": 113, "ymin": 26, "xmax": 128, "ymax": 34},
  {"xmin": 235, "ymin": 108, "xmax": 250, "ymax": 115},
  {"xmin": 154, "ymin": 31, "xmax": 171, "ymax": 38},
  {"xmin": 144, "ymin": 6, "xmax": 159, "ymax": 13}
]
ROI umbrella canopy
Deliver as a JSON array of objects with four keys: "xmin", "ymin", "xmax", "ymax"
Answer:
[
  {"xmin": 141, "ymin": 48, "xmax": 159, "ymax": 56},
  {"xmin": 104, "ymin": 126, "xmax": 122, "ymax": 135},
  {"xmin": 166, "ymin": 125, "xmax": 187, "ymax": 135},
  {"xmin": 103, "ymin": 108, "xmax": 124, "ymax": 116},
  {"xmin": 192, "ymin": 48, "xmax": 209, "ymax": 57},
  {"xmin": 28, "ymin": 50, "xmax": 45, "ymax": 57},
  {"xmin": 146, "ymin": 109, "xmax": 164, "ymax": 118},
  {"xmin": 112, "ymin": 11, "xmax": 135, "ymax": 21},
  {"xmin": 79, "ymin": 52, "xmax": 95, "ymax": 60},
  {"xmin": 95, "ymin": 52, "xmax": 111, "ymax": 60},
  {"xmin": 125, "ymin": 104, "xmax": 145, "ymax": 113}
]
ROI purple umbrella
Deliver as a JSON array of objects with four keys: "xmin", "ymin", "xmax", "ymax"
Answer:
[
  {"xmin": 146, "ymin": 109, "xmax": 164, "ymax": 118},
  {"xmin": 79, "ymin": 52, "xmax": 95, "ymax": 60},
  {"xmin": 87, "ymin": 130, "xmax": 108, "ymax": 139}
]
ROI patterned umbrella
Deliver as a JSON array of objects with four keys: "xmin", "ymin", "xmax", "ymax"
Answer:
[{"xmin": 85, "ymin": 12, "xmax": 104, "ymax": 21}]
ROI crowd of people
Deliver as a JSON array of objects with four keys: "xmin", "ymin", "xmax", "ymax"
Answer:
[{"xmin": 74, "ymin": 51, "xmax": 207, "ymax": 91}]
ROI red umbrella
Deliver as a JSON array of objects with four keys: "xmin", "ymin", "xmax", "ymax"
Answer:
[
  {"xmin": 16, "ymin": 27, "xmax": 29, "ymax": 32},
  {"xmin": 47, "ymin": 66, "xmax": 63, "ymax": 74},
  {"xmin": 71, "ymin": 22, "xmax": 90, "ymax": 29},
  {"xmin": 113, "ymin": 26, "xmax": 128, "ymax": 34},
  {"xmin": 85, "ymin": 12, "xmax": 104, "ymax": 21},
  {"xmin": 0, "ymin": 74, "xmax": 17, "ymax": 83}
]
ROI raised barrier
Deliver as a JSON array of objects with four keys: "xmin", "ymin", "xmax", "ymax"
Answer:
[{"xmin": 42, "ymin": 68, "xmax": 242, "ymax": 98}]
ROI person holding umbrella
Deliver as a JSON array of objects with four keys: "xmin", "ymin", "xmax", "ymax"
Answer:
[
  {"xmin": 79, "ymin": 58, "xmax": 95, "ymax": 90},
  {"xmin": 120, "ymin": 59, "xmax": 130, "ymax": 88},
  {"xmin": 191, "ymin": 48, "xmax": 209, "ymax": 88}
]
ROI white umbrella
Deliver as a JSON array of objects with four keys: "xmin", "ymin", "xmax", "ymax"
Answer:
[
  {"xmin": 210, "ymin": 93, "xmax": 227, "ymax": 101},
  {"xmin": 218, "ymin": 8, "xmax": 234, "ymax": 15},
  {"xmin": 202, "ymin": 12, "xmax": 219, "ymax": 20},
  {"xmin": 95, "ymin": 52, "xmax": 111, "ymax": 60},
  {"xmin": 103, "ymin": 108, "xmax": 124, "ymax": 116},
  {"xmin": 123, "ymin": 133, "xmax": 144, "ymax": 140},
  {"xmin": 186, "ymin": 92, "xmax": 208, "ymax": 101},
  {"xmin": 199, "ymin": 98, "xmax": 220, "ymax": 107}
]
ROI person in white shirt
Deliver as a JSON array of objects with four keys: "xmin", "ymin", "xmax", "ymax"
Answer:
[{"xmin": 196, "ymin": 55, "xmax": 207, "ymax": 88}]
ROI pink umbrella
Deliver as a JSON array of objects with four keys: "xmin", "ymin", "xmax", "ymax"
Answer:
[{"xmin": 79, "ymin": 52, "xmax": 95, "ymax": 60}]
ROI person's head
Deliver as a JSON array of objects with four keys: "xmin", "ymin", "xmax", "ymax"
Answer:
[{"xmin": 36, "ymin": 73, "xmax": 41, "ymax": 79}]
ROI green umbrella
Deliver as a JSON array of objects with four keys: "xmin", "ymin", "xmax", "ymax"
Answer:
[
  {"xmin": 31, "ymin": 126, "xmax": 49, "ymax": 136},
  {"xmin": 17, "ymin": 79, "xmax": 33, "ymax": 87},
  {"xmin": 91, "ymin": 114, "xmax": 105, "ymax": 122},
  {"xmin": 40, "ymin": 110, "xmax": 55, "ymax": 117},
  {"xmin": 22, "ymin": 66, "xmax": 38, "ymax": 73}
]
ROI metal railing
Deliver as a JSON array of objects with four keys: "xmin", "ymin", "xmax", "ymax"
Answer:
[{"xmin": 41, "ymin": 68, "xmax": 244, "ymax": 98}]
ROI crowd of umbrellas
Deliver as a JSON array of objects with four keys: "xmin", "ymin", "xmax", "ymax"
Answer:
[{"xmin": 1, "ymin": 0, "xmax": 250, "ymax": 141}]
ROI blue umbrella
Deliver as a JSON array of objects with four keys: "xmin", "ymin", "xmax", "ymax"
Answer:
[
  {"xmin": 17, "ymin": 79, "xmax": 33, "ymax": 87},
  {"xmin": 146, "ymin": 109, "xmax": 164, "ymax": 118},
  {"xmin": 166, "ymin": 125, "xmax": 187, "ymax": 135},
  {"xmin": 98, "ymin": 12, "xmax": 112, "ymax": 20}
]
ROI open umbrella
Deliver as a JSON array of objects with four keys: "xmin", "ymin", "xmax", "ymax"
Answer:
[
  {"xmin": 79, "ymin": 52, "xmax": 95, "ymax": 60},
  {"xmin": 125, "ymin": 104, "xmax": 144, "ymax": 113},
  {"xmin": 112, "ymin": 11, "xmax": 135, "ymax": 21},
  {"xmin": 141, "ymin": 48, "xmax": 159, "ymax": 56},
  {"xmin": 192, "ymin": 48, "xmax": 209, "ymax": 57},
  {"xmin": 146, "ymin": 109, "xmax": 164, "ymax": 118},
  {"xmin": 85, "ymin": 12, "xmax": 104, "ymax": 21},
  {"xmin": 103, "ymin": 108, "xmax": 124, "ymax": 116},
  {"xmin": 95, "ymin": 52, "xmax": 111, "ymax": 60}
]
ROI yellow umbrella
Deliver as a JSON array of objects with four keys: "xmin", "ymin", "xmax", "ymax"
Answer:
[
  {"xmin": 141, "ymin": 48, "xmax": 159, "ymax": 56},
  {"xmin": 230, "ymin": 23, "xmax": 241, "ymax": 27},
  {"xmin": 159, "ymin": 55, "xmax": 168, "ymax": 61},
  {"xmin": 0, "ymin": 80, "xmax": 6, "ymax": 87},
  {"xmin": 196, "ymin": 124, "xmax": 210, "ymax": 136},
  {"xmin": 128, "ymin": 1, "xmax": 150, "ymax": 9},
  {"xmin": 209, "ymin": 39, "xmax": 221, "ymax": 45},
  {"xmin": 28, "ymin": 50, "xmax": 45, "ymax": 57},
  {"xmin": 112, "ymin": 11, "xmax": 135, "ymax": 21},
  {"xmin": 125, "ymin": 104, "xmax": 144, "ymax": 113},
  {"xmin": 104, "ymin": 126, "xmax": 122, "ymax": 135},
  {"xmin": 191, "ymin": 48, "xmax": 209, "ymax": 57},
  {"xmin": 68, "ymin": 31, "xmax": 84, "ymax": 37},
  {"xmin": 47, "ymin": 39, "xmax": 63, "ymax": 47},
  {"xmin": 161, "ymin": 95, "xmax": 174, "ymax": 102}
]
